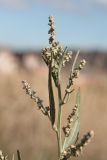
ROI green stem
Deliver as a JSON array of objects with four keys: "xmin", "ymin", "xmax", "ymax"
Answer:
[
  {"xmin": 56, "ymin": 130, "xmax": 60, "ymax": 158},
  {"xmin": 57, "ymin": 83, "xmax": 62, "ymax": 156}
]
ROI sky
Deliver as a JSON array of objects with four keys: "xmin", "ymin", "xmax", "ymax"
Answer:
[{"xmin": 0, "ymin": 0, "xmax": 107, "ymax": 50}]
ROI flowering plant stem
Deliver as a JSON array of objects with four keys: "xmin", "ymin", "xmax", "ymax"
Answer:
[
  {"xmin": 21, "ymin": 16, "xmax": 94, "ymax": 160},
  {"xmin": 0, "ymin": 16, "xmax": 94, "ymax": 160}
]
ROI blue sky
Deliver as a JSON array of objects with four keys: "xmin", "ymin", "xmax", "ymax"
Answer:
[{"xmin": 0, "ymin": 0, "xmax": 107, "ymax": 50}]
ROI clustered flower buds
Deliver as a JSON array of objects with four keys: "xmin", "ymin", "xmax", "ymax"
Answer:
[
  {"xmin": 62, "ymin": 59, "xmax": 86, "ymax": 104},
  {"xmin": 42, "ymin": 16, "xmax": 72, "ymax": 87},
  {"xmin": 22, "ymin": 80, "xmax": 50, "ymax": 116},
  {"xmin": 63, "ymin": 104, "xmax": 78, "ymax": 137},
  {"xmin": 0, "ymin": 150, "xmax": 7, "ymax": 160},
  {"xmin": 70, "ymin": 59, "xmax": 86, "ymax": 83},
  {"xmin": 48, "ymin": 16, "xmax": 56, "ymax": 44},
  {"xmin": 60, "ymin": 131, "xmax": 94, "ymax": 160},
  {"xmin": 76, "ymin": 130, "xmax": 94, "ymax": 151}
]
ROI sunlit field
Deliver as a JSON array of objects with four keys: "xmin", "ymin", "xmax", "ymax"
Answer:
[{"xmin": 0, "ymin": 65, "xmax": 107, "ymax": 160}]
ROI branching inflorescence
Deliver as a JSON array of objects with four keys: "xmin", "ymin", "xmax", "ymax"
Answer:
[{"xmin": 22, "ymin": 16, "xmax": 94, "ymax": 160}]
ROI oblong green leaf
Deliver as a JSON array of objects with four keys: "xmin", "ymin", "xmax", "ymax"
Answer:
[
  {"xmin": 48, "ymin": 65, "xmax": 55, "ymax": 126},
  {"xmin": 62, "ymin": 89, "xmax": 80, "ymax": 151}
]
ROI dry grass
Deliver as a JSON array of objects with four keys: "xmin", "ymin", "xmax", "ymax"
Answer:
[{"xmin": 0, "ymin": 69, "xmax": 107, "ymax": 160}]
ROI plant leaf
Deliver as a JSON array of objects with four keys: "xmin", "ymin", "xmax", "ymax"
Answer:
[
  {"xmin": 17, "ymin": 150, "xmax": 22, "ymax": 160},
  {"xmin": 48, "ymin": 65, "xmax": 55, "ymax": 126},
  {"xmin": 62, "ymin": 89, "xmax": 80, "ymax": 151}
]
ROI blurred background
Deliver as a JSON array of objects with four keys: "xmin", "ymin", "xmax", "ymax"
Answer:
[{"xmin": 0, "ymin": 0, "xmax": 107, "ymax": 160}]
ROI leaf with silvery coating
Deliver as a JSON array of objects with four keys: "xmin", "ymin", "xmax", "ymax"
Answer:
[
  {"xmin": 62, "ymin": 89, "xmax": 80, "ymax": 152},
  {"xmin": 48, "ymin": 65, "xmax": 55, "ymax": 126}
]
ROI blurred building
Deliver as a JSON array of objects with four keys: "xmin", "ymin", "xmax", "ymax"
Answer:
[
  {"xmin": 0, "ymin": 48, "xmax": 107, "ymax": 75},
  {"xmin": 22, "ymin": 53, "xmax": 40, "ymax": 72},
  {"xmin": 0, "ymin": 49, "xmax": 47, "ymax": 75},
  {"xmin": 0, "ymin": 49, "xmax": 18, "ymax": 74}
]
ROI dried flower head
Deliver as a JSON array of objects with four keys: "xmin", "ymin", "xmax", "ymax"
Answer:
[
  {"xmin": 60, "ymin": 131, "xmax": 94, "ymax": 160},
  {"xmin": 22, "ymin": 80, "xmax": 50, "ymax": 116},
  {"xmin": 48, "ymin": 16, "xmax": 56, "ymax": 44},
  {"xmin": 42, "ymin": 16, "xmax": 72, "ymax": 87},
  {"xmin": 63, "ymin": 104, "xmax": 78, "ymax": 137}
]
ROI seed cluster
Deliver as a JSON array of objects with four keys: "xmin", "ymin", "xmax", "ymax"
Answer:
[
  {"xmin": 48, "ymin": 16, "xmax": 56, "ymax": 44},
  {"xmin": 60, "ymin": 131, "xmax": 94, "ymax": 160},
  {"xmin": 76, "ymin": 130, "xmax": 94, "ymax": 150},
  {"xmin": 63, "ymin": 104, "xmax": 78, "ymax": 137},
  {"xmin": 42, "ymin": 16, "xmax": 72, "ymax": 87},
  {"xmin": 69, "ymin": 59, "xmax": 86, "ymax": 86},
  {"xmin": 62, "ymin": 59, "xmax": 86, "ymax": 104},
  {"xmin": 22, "ymin": 80, "xmax": 50, "ymax": 116}
]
